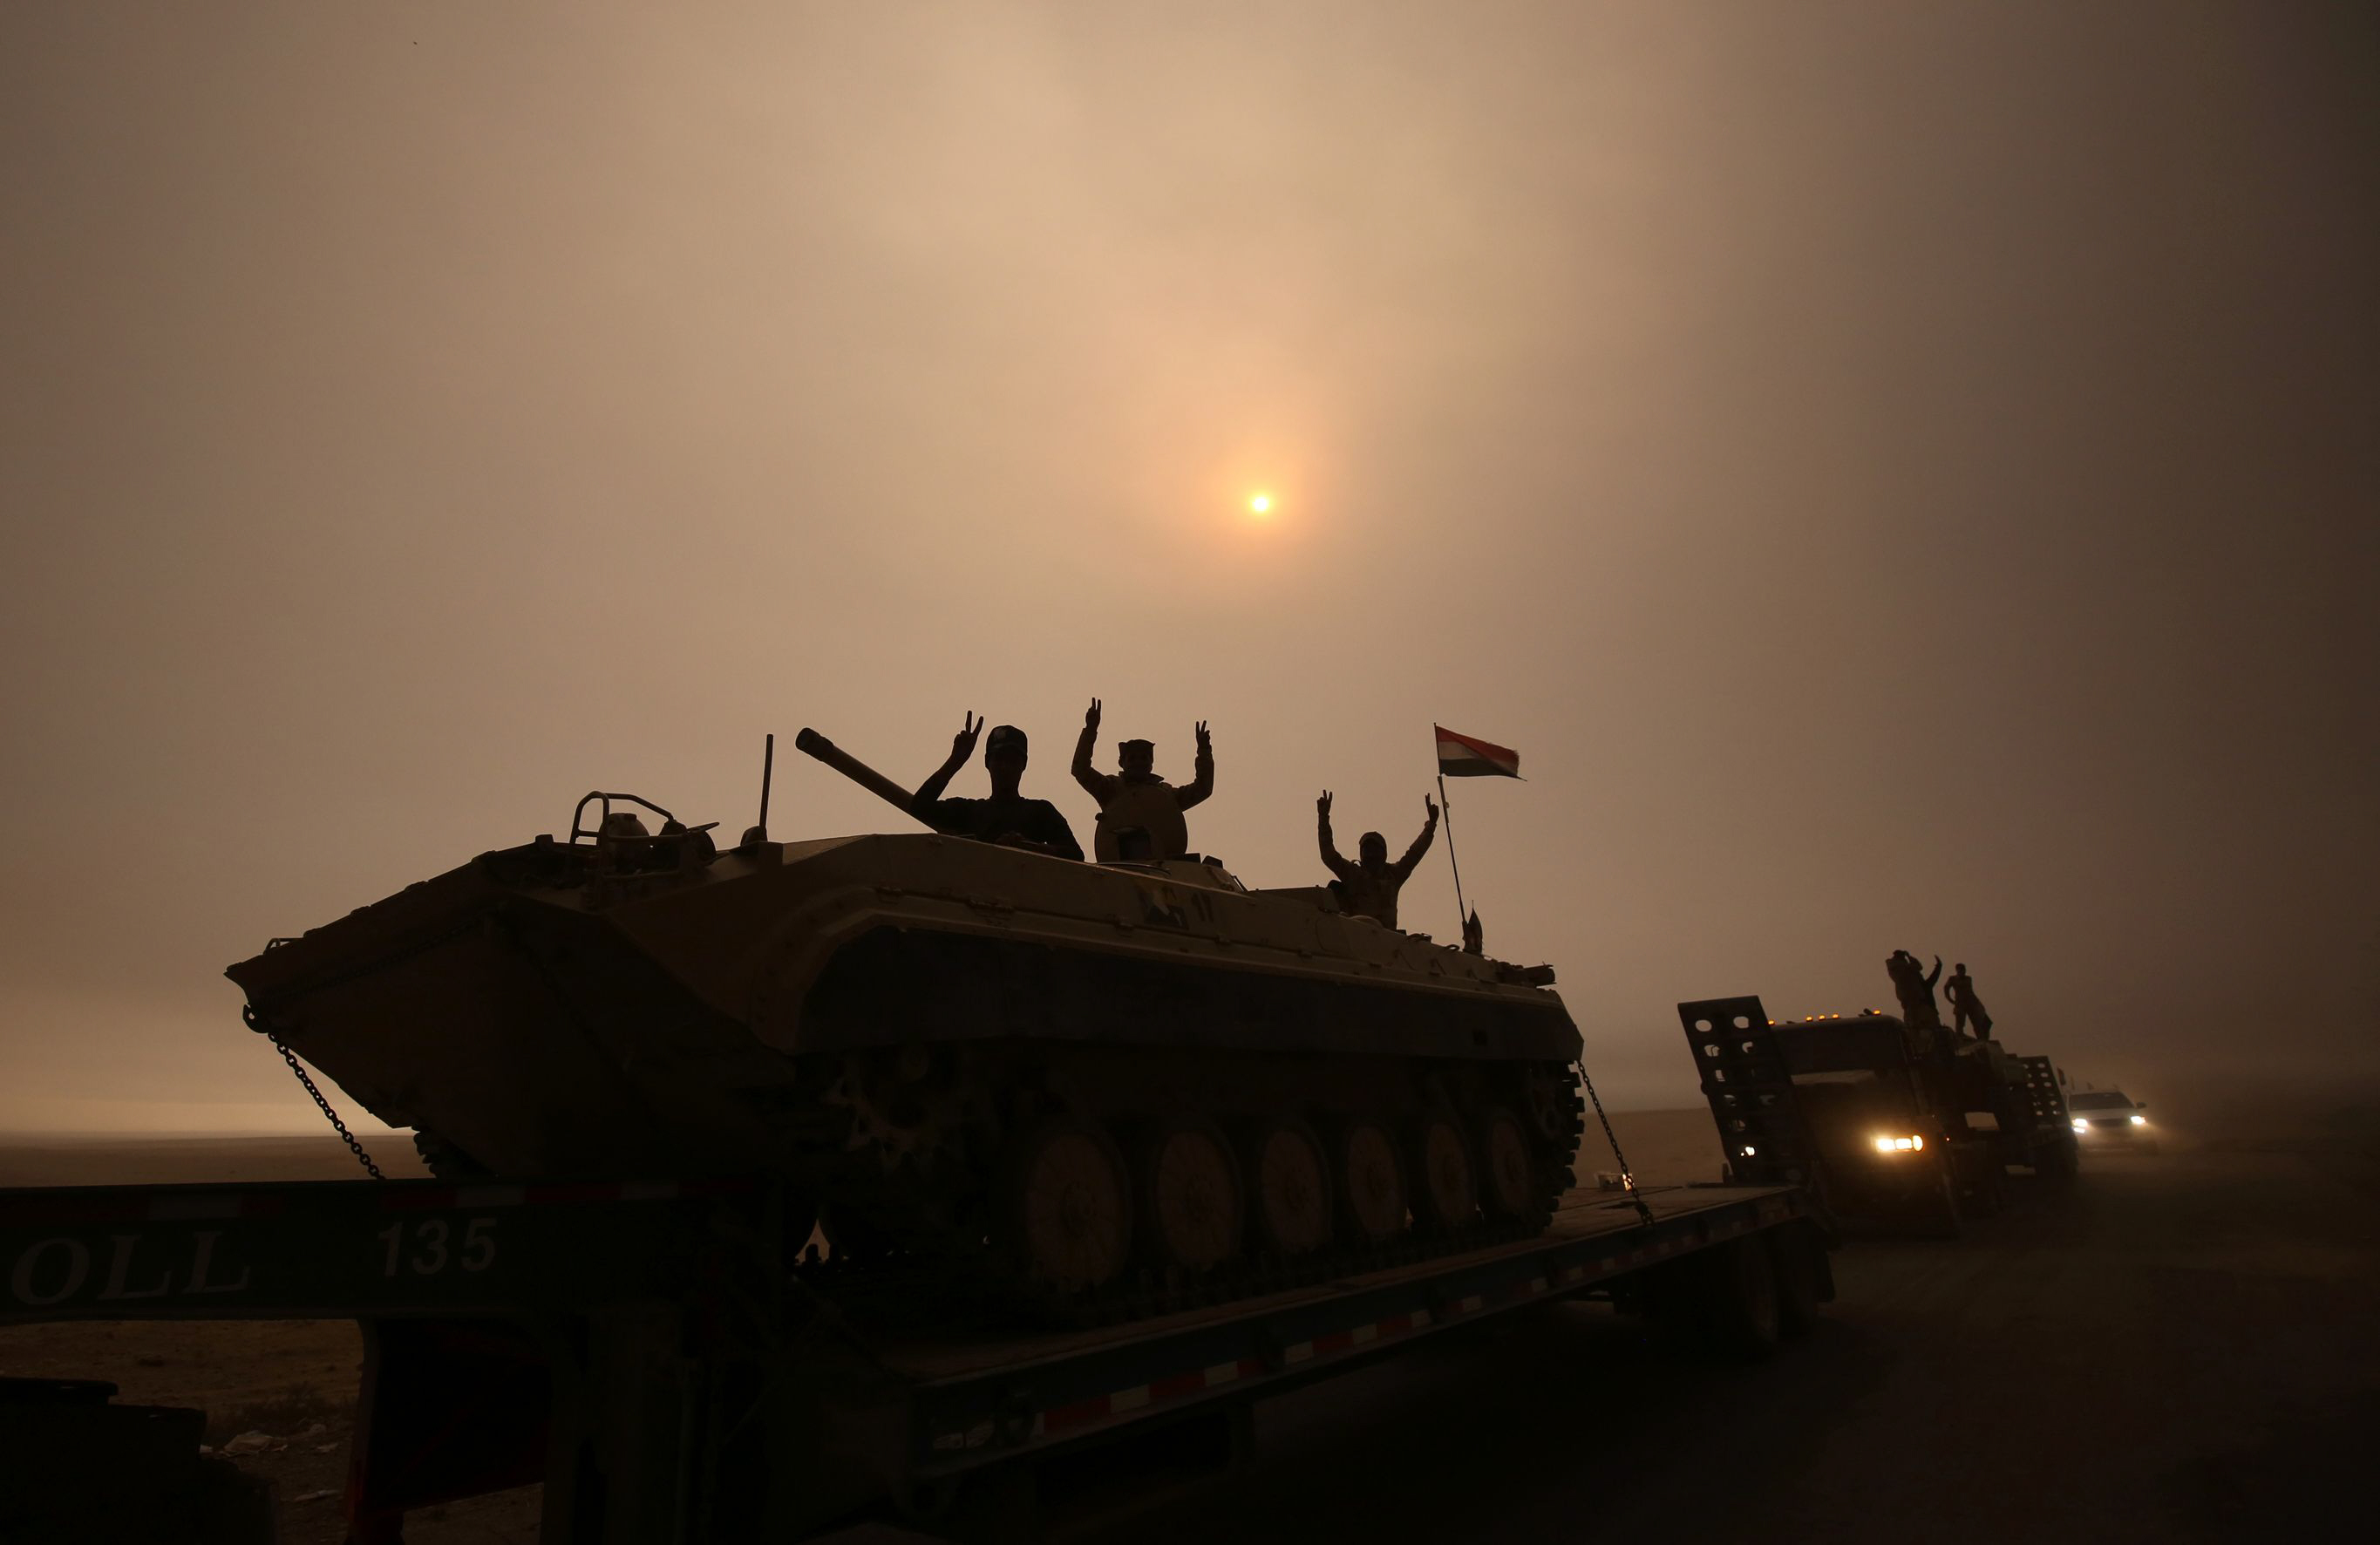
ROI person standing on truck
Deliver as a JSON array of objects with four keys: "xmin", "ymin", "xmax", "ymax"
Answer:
[
  {"xmin": 1071, "ymin": 698, "xmax": 1214, "ymax": 861},
  {"xmin": 910, "ymin": 712, "xmax": 1084, "ymax": 859},
  {"xmin": 1316, "ymin": 790, "xmax": 1438, "ymax": 929},
  {"xmin": 1945, "ymin": 962, "xmax": 1993, "ymax": 1039},
  {"xmin": 1887, "ymin": 950, "xmax": 1945, "ymax": 1032}
]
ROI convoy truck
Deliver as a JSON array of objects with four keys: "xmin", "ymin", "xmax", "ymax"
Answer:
[
  {"xmin": 1678, "ymin": 995, "xmax": 2077, "ymax": 1237},
  {"xmin": 0, "ymin": 1164, "xmax": 1829, "ymax": 1542}
]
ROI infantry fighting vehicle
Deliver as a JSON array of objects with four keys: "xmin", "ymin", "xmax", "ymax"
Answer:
[{"xmin": 227, "ymin": 731, "xmax": 1585, "ymax": 1316}]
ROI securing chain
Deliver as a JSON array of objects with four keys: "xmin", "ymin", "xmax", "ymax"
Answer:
[
  {"xmin": 245, "ymin": 1004, "xmax": 384, "ymax": 1179},
  {"xmin": 1576, "ymin": 1058, "xmax": 1654, "ymax": 1228}
]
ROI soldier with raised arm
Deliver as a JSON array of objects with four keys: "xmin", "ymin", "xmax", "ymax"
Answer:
[
  {"xmin": 1070, "ymin": 698, "xmax": 1213, "ymax": 861},
  {"xmin": 1886, "ymin": 949, "xmax": 1946, "ymax": 1033},
  {"xmin": 1316, "ymin": 790, "xmax": 1438, "ymax": 929},
  {"xmin": 908, "ymin": 711, "xmax": 1083, "ymax": 860}
]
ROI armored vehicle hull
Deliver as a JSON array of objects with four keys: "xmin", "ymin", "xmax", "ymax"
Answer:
[{"xmin": 229, "ymin": 809, "xmax": 1585, "ymax": 1312}]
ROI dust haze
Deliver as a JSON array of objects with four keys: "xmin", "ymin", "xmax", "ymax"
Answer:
[{"xmin": 3, "ymin": 2, "xmax": 2374, "ymax": 1133}]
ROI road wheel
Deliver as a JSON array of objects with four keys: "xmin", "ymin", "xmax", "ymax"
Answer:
[
  {"xmin": 996, "ymin": 1117, "xmax": 1133, "ymax": 1294},
  {"xmin": 1333, "ymin": 1117, "xmax": 1409, "ymax": 1247},
  {"xmin": 1138, "ymin": 1118, "xmax": 1244, "ymax": 1275},
  {"xmin": 1242, "ymin": 1117, "xmax": 1332, "ymax": 1260},
  {"xmin": 1409, "ymin": 1109, "xmax": 1479, "ymax": 1234},
  {"xmin": 1477, "ymin": 1106, "xmax": 1539, "ymax": 1221}
]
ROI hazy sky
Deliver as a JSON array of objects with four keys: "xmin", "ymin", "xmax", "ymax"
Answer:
[{"xmin": 3, "ymin": 1, "xmax": 2374, "ymax": 1133}]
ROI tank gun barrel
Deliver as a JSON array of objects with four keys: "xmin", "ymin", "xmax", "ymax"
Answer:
[{"xmin": 794, "ymin": 728, "xmax": 924, "ymax": 823}]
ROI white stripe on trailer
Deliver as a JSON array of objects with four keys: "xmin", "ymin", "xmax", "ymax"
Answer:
[
  {"xmin": 1205, "ymin": 1362, "xmax": 1242, "ymax": 1386},
  {"xmin": 1109, "ymin": 1385, "xmax": 1151, "ymax": 1414}
]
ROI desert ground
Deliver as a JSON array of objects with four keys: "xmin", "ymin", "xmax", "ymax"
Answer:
[{"xmin": 3, "ymin": 1086, "xmax": 2373, "ymax": 1543}]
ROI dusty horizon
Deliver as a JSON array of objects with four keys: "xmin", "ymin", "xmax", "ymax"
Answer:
[{"xmin": 4, "ymin": 2, "xmax": 2375, "ymax": 1136}]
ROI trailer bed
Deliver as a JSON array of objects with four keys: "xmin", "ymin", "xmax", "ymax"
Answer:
[
  {"xmin": 2, "ymin": 1174, "xmax": 1822, "ymax": 1542},
  {"xmin": 889, "ymin": 1183, "xmax": 1771, "ymax": 1377},
  {"xmin": 884, "ymin": 1181, "xmax": 1812, "ymax": 1475}
]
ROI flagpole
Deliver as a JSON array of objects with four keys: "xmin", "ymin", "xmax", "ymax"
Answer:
[{"xmin": 1438, "ymin": 770, "xmax": 1467, "ymax": 937}]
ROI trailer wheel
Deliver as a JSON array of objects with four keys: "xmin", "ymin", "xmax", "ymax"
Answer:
[
  {"xmin": 1333, "ymin": 1117, "xmax": 1410, "ymax": 1246},
  {"xmin": 1766, "ymin": 1224, "xmax": 1825, "ymax": 1339},
  {"xmin": 1697, "ymin": 1237, "xmax": 1784, "ymax": 1360},
  {"xmin": 1138, "ymin": 1117, "xmax": 1244, "ymax": 1274},
  {"xmin": 996, "ymin": 1117, "xmax": 1134, "ymax": 1293},
  {"xmin": 1914, "ymin": 1161, "xmax": 1963, "ymax": 1239},
  {"xmin": 1408, "ymin": 1108, "xmax": 1479, "ymax": 1235},
  {"xmin": 1243, "ymin": 1116, "xmax": 1332, "ymax": 1259},
  {"xmin": 1476, "ymin": 1106, "xmax": 1537, "ymax": 1220},
  {"xmin": 1962, "ymin": 1162, "xmax": 2006, "ymax": 1219}
]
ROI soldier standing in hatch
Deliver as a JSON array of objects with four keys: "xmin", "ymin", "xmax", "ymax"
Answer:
[
  {"xmin": 1887, "ymin": 949, "xmax": 1946, "ymax": 1033},
  {"xmin": 909, "ymin": 712, "xmax": 1083, "ymax": 860},
  {"xmin": 1070, "ymin": 698, "xmax": 1213, "ymax": 861},
  {"xmin": 1316, "ymin": 791, "xmax": 1438, "ymax": 930},
  {"xmin": 1945, "ymin": 962, "xmax": 1993, "ymax": 1040}
]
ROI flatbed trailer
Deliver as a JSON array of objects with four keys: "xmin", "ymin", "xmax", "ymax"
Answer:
[{"xmin": 1, "ymin": 1170, "xmax": 1829, "ymax": 1543}]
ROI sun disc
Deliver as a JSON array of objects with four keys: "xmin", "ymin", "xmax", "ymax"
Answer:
[{"xmin": 1248, "ymin": 493, "xmax": 1272, "ymax": 515}]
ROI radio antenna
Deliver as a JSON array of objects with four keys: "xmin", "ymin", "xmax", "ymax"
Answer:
[{"xmin": 756, "ymin": 732, "xmax": 775, "ymax": 841}]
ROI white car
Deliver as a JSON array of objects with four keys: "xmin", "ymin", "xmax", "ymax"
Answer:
[{"xmin": 2068, "ymin": 1089, "xmax": 2158, "ymax": 1154}]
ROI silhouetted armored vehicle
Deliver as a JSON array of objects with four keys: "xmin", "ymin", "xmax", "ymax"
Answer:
[
  {"xmin": 1677, "ymin": 995, "xmax": 2076, "ymax": 1238},
  {"xmin": 227, "ymin": 730, "xmax": 1585, "ymax": 1314}
]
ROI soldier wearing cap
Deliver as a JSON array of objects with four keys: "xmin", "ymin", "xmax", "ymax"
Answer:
[
  {"xmin": 909, "ymin": 712, "xmax": 1083, "ymax": 860},
  {"xmin": 1070, "ymin": 698, "xmax": 1213, "ymax": 861}
]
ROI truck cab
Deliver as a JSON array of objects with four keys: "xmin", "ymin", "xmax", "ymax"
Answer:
[{"xmin": 1767, "ymin": 1012, "xmax": 1968, "ymax": 1235}]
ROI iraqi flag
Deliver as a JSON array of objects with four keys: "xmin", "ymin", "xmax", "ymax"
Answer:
[{"xmin": 1434, "ymin": 725, "xmax": 1521, "ymax": 779}]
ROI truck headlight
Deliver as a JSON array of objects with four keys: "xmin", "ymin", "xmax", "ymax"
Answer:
[
  {"xmin": 2072, "ymin": 1119, "xmax": 2089, "ymax": 1132},
  {"xmin": 2129, "ymin": 1114, "xmax": 2146, "ymax": 1126},
  {"xmin": 1871, "ymin": 1134, "xmax": 1925, "ymax": 1154}
]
